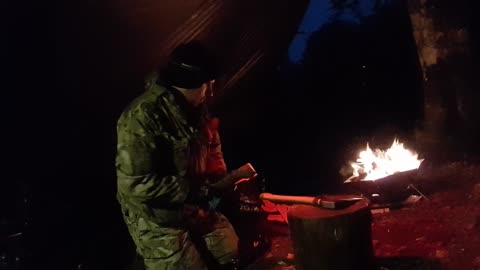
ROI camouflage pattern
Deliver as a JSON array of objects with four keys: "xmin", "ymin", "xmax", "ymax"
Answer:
[{"xmin": 116, "ymin": 73, "xmax": 238, "ymax": 269}]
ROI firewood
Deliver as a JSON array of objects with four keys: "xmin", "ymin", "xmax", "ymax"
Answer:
[{"xmin": 342, "ymin": 169, "xmax": 419, "ymax": 203}]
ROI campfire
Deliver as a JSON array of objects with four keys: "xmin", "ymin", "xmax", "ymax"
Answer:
[
  {"xmin": 345, "ymin": 139, "xmax": 424, "ymax": 182},
  {"xmin": 340, "ymin": 139, "xmax": 427, "ymax": 206}
]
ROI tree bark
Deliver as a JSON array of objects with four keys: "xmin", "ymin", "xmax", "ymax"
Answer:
[
  {"xmin": 287, "ymin": 197, "xmax": 373, "ymax": 270},
  {"xmin": 407, "ymin": 0, "xmax": 480, "ymax": 159}
]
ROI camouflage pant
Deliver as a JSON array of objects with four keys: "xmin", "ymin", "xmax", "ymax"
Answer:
[{"xmin": 129, "ymin": 209, "xmax": 238, "ymax": 270}]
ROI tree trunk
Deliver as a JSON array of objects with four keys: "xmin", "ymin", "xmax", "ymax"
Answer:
[
  {"xmin": 287, "ymin": 197, "xmax": 373, "ymax": 270},
  {"xmin": 407, "ymin": 0, "xmax": 480, "ymax": 159}
]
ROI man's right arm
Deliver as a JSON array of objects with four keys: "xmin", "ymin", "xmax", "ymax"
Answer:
[{"xmin": 115, "ymin": 106, "xmax": 188, "ymax": 204}]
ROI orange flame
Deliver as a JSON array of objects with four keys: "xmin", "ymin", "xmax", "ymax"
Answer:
[{"xmin": 346, "ymin": 139, "xmax": 423, "ymax": 182}]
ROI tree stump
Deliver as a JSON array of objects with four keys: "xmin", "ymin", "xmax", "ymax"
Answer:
[{"xmin": 287, "ymin": 196, "xmax": 373, "ymax": 270}]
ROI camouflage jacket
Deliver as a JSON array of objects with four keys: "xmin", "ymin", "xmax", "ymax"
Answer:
[{"xmin": 115, "ymin": 73, "xmax": 227, "ymax": 227}]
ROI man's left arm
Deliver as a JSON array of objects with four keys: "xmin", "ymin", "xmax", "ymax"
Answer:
[{"xmin": 205, "ymin": 118, "xmax": 257, "ymax": 192}]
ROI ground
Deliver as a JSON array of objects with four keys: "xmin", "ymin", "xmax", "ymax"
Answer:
[{"xmin": 246, "ymin": 162, "xmax": 480, "ymax": 270}]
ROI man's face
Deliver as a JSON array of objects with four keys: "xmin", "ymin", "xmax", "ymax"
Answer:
[{"xmin": 189, "ymin": 80, "xmax": 215, "ymax": 107}]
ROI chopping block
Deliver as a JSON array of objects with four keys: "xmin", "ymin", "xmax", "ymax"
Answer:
[{"xmin": 287, "ymin": 195, "xmax": 374, "ymax": 270}]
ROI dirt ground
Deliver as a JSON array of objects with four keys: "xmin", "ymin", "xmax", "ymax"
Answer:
[{"xmin": 246, "ymin": 162, "xmax": 480, "ymax": 270}]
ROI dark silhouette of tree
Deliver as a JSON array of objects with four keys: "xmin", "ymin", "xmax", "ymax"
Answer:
[{"xmin": 407, "ymin": 0, "xmax": 480, "ymax": 159}]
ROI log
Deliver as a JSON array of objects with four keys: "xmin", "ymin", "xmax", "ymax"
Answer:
[{"xmin": 287, "ymin": 196, "xmax": 373, "ymax": 270}]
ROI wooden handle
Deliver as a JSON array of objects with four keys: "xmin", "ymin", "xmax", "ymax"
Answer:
[{"xmin": 260, "ymin": 193, "xmax": 319, "ymax": 206}]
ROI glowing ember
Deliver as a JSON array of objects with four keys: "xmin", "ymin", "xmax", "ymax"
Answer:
[{"xmin": 346, "ymin": 139, "xmax": 423, "ymax": 182}]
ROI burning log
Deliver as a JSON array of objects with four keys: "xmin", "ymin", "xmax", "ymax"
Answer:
[
  {"xmin": 342, "ymin": 162, "xmax": 472, "ymax": 207},
  {"xmin": 343, "ymin": 169, "xmax": 419, "ymax": 204},
  {"xmin": 260, "ymin": 193, "xmax": 373, "ymax": 270},
  {"xmin": 346, "ymin": 139, "xmax": 423, "ymax": 182},
  {"xmin": 342, "ymin": 139, "xmax": 425, "ymax": 205}
]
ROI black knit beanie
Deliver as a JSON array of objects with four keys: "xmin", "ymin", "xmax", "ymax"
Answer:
[{"xmin": 163, "ymin": 40, "xmax": 219, "ymax": 89}]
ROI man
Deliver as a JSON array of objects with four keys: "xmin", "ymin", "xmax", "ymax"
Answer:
[{"xmin": 116, "ymin": 41, "xmax": 256, "ymax": 270}]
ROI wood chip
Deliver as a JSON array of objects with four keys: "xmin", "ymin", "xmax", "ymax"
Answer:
[
  {"xmin": 371, "ymin": 208, "xmax": 390, "ymax": 214},
  {"xmin": 435, "ymin": 249, "xmax": 449, "ymax": 258}
]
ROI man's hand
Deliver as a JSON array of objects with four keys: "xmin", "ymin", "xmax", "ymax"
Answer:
[{"xmin": 209, "ymin": 163, "xmax": 257, "ymax": 191}]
